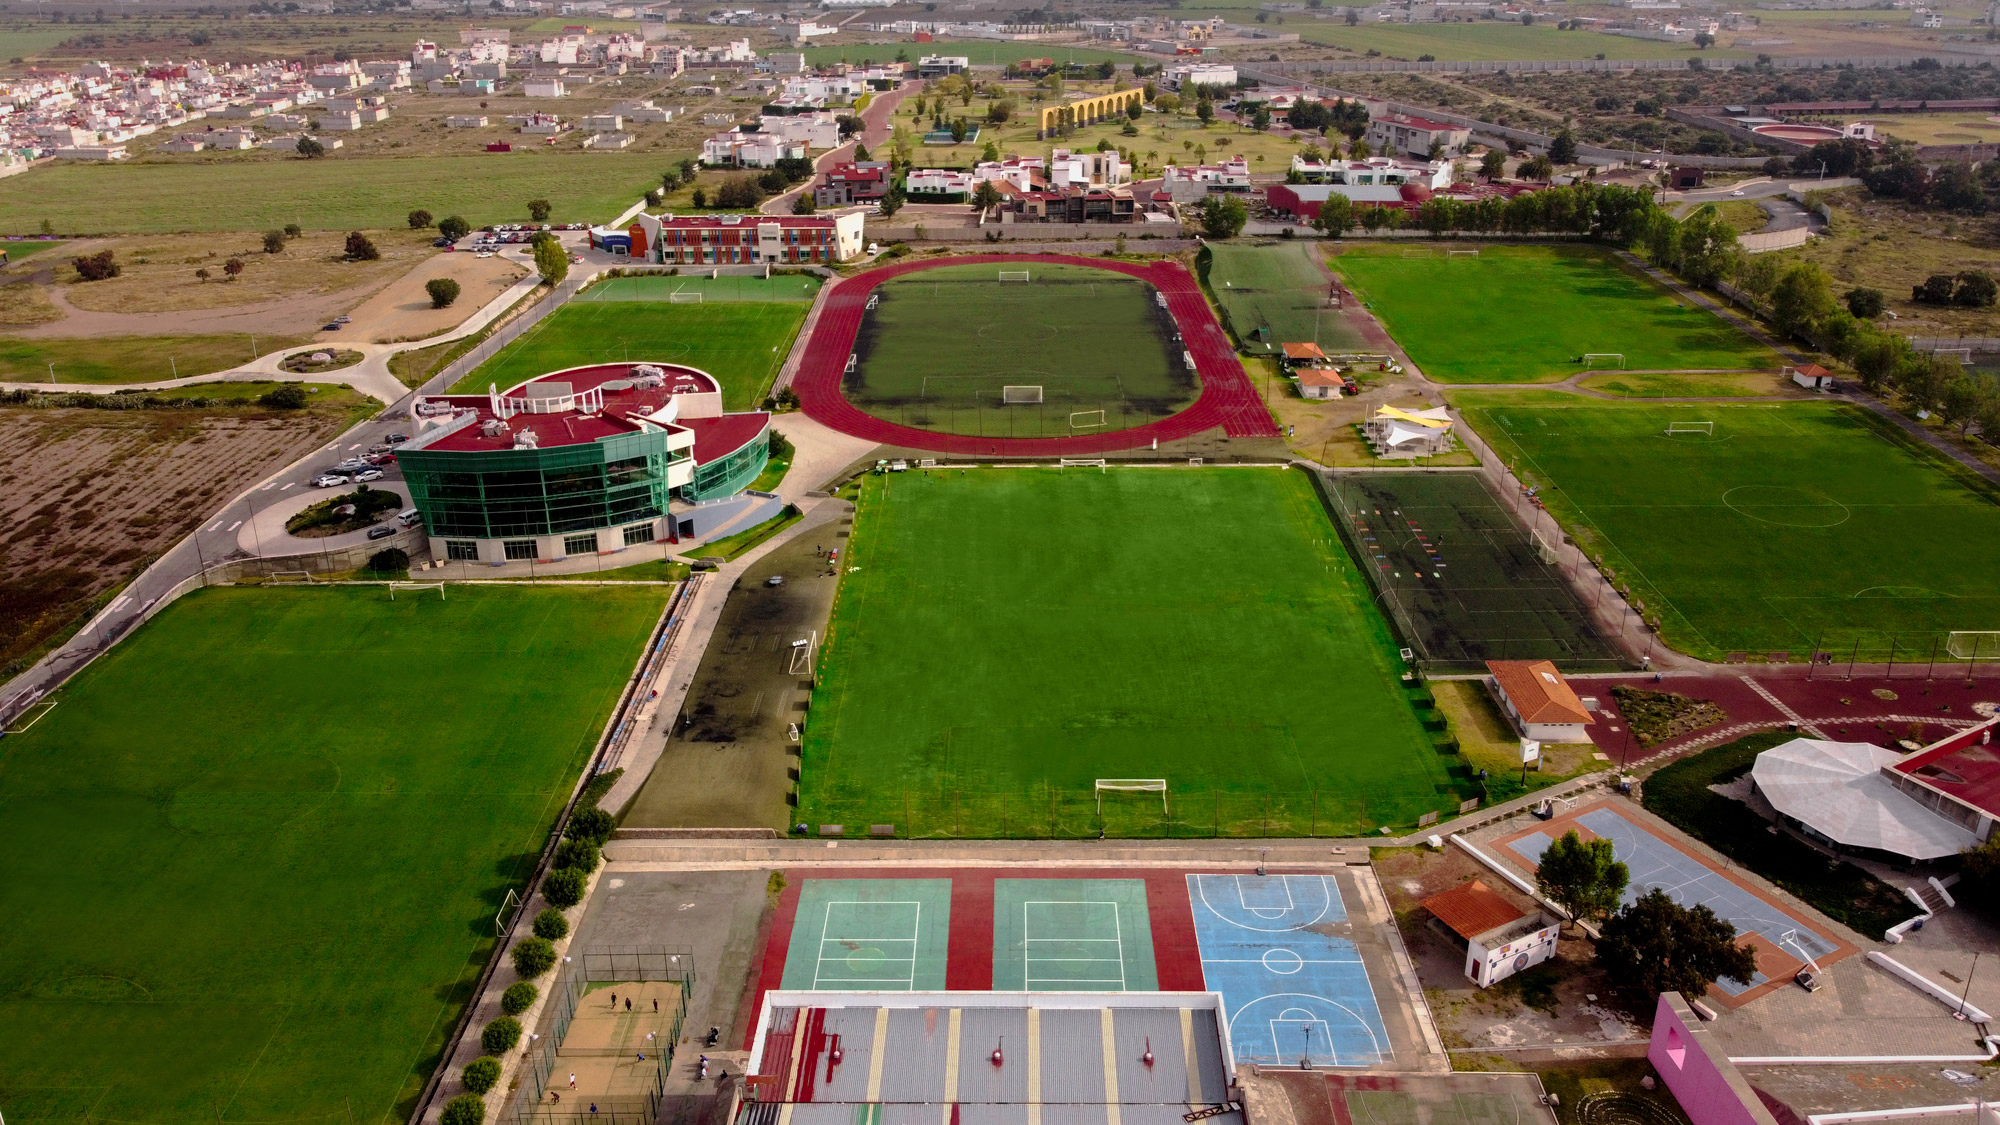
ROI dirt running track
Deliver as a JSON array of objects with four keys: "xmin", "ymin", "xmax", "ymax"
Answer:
[{"xmin": 793, "ymin": 254, "xmax": 1280, "ymax": 456}]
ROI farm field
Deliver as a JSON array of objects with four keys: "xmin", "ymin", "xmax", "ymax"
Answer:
[
  {"xmin": 1284, "ymin": 21, "xmax": 1740, "ymax": 60},
  {"xmin": 0, "ymin": 585, "xmax": 665, "ymax": 1123},
  {"xmin": 1331, "ymin": 246, "xmax": 1781, "ymax": 382},
  {"xmin": 450, "ymin": 276, "xmax": 819, "ymax": 410},
  {"xmin": 1451, "ymin": 394, "xmax": 2000, "ymax": 660},
  {"xmin": 0, "ymin": 154, "xmax": 660, "ymax": 234},
  {"xmin": 847, "ymin": 263, "xmax": 1192, "ymax": 438},
  {"xmin": 800, "ymin": 468, "xmax": 1466, "ymax": 838},
  {"xmin": 1205, "ymin": 241, "xmax": 1365, "ymax": 356}
]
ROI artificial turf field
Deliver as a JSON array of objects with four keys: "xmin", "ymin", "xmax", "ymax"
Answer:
[
  {"xmin": 846, "ymin": 264, "xmax": 1194, "ymax": 439},
  {"xmin": 449, "ymin": 275, "xmax": 819, "ymax": 410},
  {"xmin": 1330, "ymin": 245, "xmax": 1781, "ymax": 382},
  {"xmin": 1455, "ymin": 394, "xmax": 2000, "ymax": 660},
  {"xmin": 1204, "ymin": 242, "xmax": 1366, "ymax": 356},
  {"xmin": 801, "ymin": 468, "xmax": 1465, "ymax": 838},
  {"xmin": 0, "ymin": 585, "xmax": 665, "ymax": 1124}
]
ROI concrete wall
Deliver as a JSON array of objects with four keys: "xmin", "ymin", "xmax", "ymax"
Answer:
[{"xmin": 1649, "ymin": 992, "xmax": 1784, "ymax": 1125}]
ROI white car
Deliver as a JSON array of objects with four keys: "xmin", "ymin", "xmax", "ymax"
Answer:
[
  {"xmin": 350, "ymin": 468, "xmax": 385, "ymax": 483},
  {"xmin": 312, "ymin": 473, "xmax": 349, "ymax": 488}
]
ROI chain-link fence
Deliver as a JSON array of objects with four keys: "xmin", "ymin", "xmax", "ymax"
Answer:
[{"xmin": 506, "ymin": 948, "xmax": 695, "ymax": 1125}]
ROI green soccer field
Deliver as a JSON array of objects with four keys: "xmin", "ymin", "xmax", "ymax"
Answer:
[
  {"xmin": 450, "ymin": 287, "xmax": 816, "ymax": 410},
  {"xmin": 0, "ymin": 585, "xmax": 665, "ymax": 1124},
  {"xmin": 801, "ymin": 468, "xmax": 1465, "ymax": 837},
  {"xmin": 1205, "ymin": 242, "xmax": 1366, "ymax": 356},
  {"xmin": 1454, "ymin": 394, "xmax": 2000, "ymax": 660},
  {"xmin": 1331, "ymin": 246, "xmax": 1781, "ymax": 382},
  {"xmin": 846, "ymin": 264, "xmax": 1193, "ymax": 438}
]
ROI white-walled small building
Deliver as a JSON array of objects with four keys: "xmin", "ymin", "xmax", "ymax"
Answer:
[
  {"xmin": 1485, "ymin": 659, "xmax": 1592, "ymax": 743},
  {"xmin": 1422, "ymin": 879, "xmax": 1562, "ymax": 988}
]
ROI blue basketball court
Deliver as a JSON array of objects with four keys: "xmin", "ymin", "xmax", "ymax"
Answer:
[{"xmin": 1186, "ymin": 874, "xmax": 1393, "ymax": 1068}]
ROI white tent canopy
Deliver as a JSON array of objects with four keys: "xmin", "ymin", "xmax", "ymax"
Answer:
[{"xmin": 1752, "ymin": 737, "xmax": 1981, "ymax": 861}]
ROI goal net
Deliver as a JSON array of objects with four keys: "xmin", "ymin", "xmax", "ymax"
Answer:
[
  {"xmin": 268, "ymin": 571, "xmax": 318, "ymax": 585},
  {"xmin": 388, "ymin": 582, "xmax": 446, "ymax": 600},
  {"xmin": 1947, "ymin": 631, "xmax": 2000, "ymax": 659},
  {"xmin": 1933, "ymin": 347, "xmax": 1973, "ymax": 365},
  {"xmin": 2, "ymin": 700, "xmax": 56, "ymax": 735},
  {"xmin": 1582, "ymin": 353, "xmax": 1625, "ymax": 368},
  {"xmin": 1002, "ymin": 385, "xmax": 1043, "ymax": 404},
  {"xmin": 1401, "ymin": 248, "xmax": 1440, "ymax": 258},
  {"xmin": 788, "ymin": 630, "xmax": 818, "ymax": 675},
  {"xmin": 998, "ymin": 270, "xmax": 1031, "ymax": 282},
  {"xmin": 1665, "ymin": 421, "xmax": 1714, "ymax": 435},
  {"xmin": 1531, "ymin": 527, "xmax": 1560, "ymax": 566},
  {"xmin": 669, "ymin": 291, "xmax": 705, "ymax": 304},
  {"xmin": 1446, "ymin": 249, "xmax": 1480, "ymax": 258},
  {"xmin": 1060, "ymin": 458, "xmax": 1108, "ymax": 471},
  {"xmin": 1069, "ymin": 410, "xmax": 1107, "ymax": 430},
  {"xmin": 1095, "ymin": 778, "xmax": 1167, "ymax": 814}
]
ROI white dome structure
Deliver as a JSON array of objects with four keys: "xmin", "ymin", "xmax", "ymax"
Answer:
[{"xmin": 1752, "ymin": 738, "xmax": 1981, "ymax": 862}]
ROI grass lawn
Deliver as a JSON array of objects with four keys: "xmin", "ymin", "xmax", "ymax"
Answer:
[
  {"xmin": 1204, "ymin": 241, "xmax": 1365, "ymax": 356},
  {"xmin": 0, "ymin": 154, "xmax": 662, "ymax": 235},
  {"xmin": 799, "ymin": 39, "xmax": 1140, "ymax": 67},
  {"xmin": 1284, "ymin": 21, "xmax": 1741, "ymax": 60},
  {"xmin": 698, "ymin": 504, "xmax": 803, "ymax": 560},
  {"xmin": 848, "ymin": 263, "xmax": 1191, "ymax": 438},
  {"xmin": 1331, "ymin": 246, "xmax": 1781, "ymax": 382},
  {"xmin": 1452, "ymin": 394, "xmax": 2000, "ymax": 659},
  {"xmin": 1577, "ymin": 371, "xmax": 1790, "ymax": 398},
  {"xmin": 450, "ymin": 295, "xmax": 812, "ymax": 411},
  {"xmin": 1641, "ymin": 732, "xmax": 1911, "ymax": 939},
  {"xmin": 801, "ymin": 468, "xmax": 1466, "ymax": 838},
  {"xmin": 0, "ymin": 584, "xmax": 666, "ymax": 1124},
  {"xmin": 1, "ymin": 239, "xmax": 64, "ymax": 264},
  {"xmin": 0, "ymin": 333, "xmax": 309, "ymax": 383}
]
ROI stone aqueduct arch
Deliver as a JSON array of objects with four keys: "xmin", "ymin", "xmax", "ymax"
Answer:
[{"xmin": 1036, "ymin": 88, "xmax": 1145, "ymax": 139}]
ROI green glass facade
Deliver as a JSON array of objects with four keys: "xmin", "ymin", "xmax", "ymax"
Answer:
[
  {"xmin": 685, "ymin": 429, "xmax": 771, "ymax": 502},
  {"xmin": 398, "ymin": 430, "xmax": 685, "ymax": 540}
]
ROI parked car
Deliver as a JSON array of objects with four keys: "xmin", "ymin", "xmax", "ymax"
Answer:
[
  {"xmin": 385, "ymin": 433, "xmax": 409, "ymax": 444},
  {"xmin": 367, "ymin": 525, "xmax": 397, "ymax": 540},
  {"xmin": 322, "ymin": 322, "xmax": 341, "ymax": 331},
  {"xmin": 1795, "ymin": 968, "xmax": 1823, "ymax": 992},
  {"xmin": 397, "ymin": 508, "xmax": 423, "ymax": 527},
  {"xmin": 433, "ymin": 237, "xmax": 454, "ymax": 248},
  {"xmin": 336, "ymin": 315, "xmax": 351, "ymax": 324},
  {"xmin": 312, "ymin": 473, "xmax": 349, "ymax": 488},
  {"xmin": 365, "ymin": 452, "xmax": 396, "ymax": 465},
  {"xmin": 334, "ymin": 459, "xmax": 371, "ymax": 472},
  {"xmin": 350, "ymin": 468, "xmax": 385, "ymax": 483}
]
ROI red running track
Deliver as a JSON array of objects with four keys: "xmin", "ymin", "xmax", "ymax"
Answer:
[{"xmin": 793, "ymin": 253, "xmax": 1280, "ymax": 455}]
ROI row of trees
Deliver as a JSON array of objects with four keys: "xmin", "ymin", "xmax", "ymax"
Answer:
[{"xmin": 1303, "ymin": 181, "xmax": 1663, "ymax": 244}]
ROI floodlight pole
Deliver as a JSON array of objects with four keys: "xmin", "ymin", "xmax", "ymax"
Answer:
[{"xmin": 1957, "ymin": 952, "xmax": 1979, "ymax": 1017}]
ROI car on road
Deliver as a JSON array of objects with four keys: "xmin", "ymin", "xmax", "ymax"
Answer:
[
  {"xmin": 397, "ymin": 508, "xmax": 423, "ymax": 527},
  {"xmin": 433, "ymin": 237, "xmax": 455, "ymax": 247},
  {"xmin": 312, "ymin": 473, "xmax": 349, "ymax": 488},
  {"xmin": 336, "ymin": 315, "xmax": 351, "ymax": 324},
  {"xmin": 367, "ymin": 525, "xmax": 397, "ymax": 540},
  {"xmin": 386, "ymin": 433, "xmax": 409, "ymax": 444},
  {"xmin": 570, "ymin": 255, "xmax": 583, "ymax": 263},
  {"xmin": 322, "ymin": 322, "xmax": 341, "ymax": 331},
  {"xmin": 334, "ymin": 461, "xmax": 371, "ymax": 474},
  {"xmin": 1731, "ymin": 189, "xmax": 1745, "ymax": 196},
  {"xmin": 350, "ymin": 468, "xmax": 385, "ymax": 483},
  {"xmin": 766, "ymin": 575, "xmax": 785, "ymax": 587}
]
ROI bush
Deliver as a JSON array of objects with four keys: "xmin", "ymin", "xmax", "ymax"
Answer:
[
  {"xmin": 259, "ymin": 384, "xmax": 309, "ymax": 409},
  {"xmin": 72, "ymin": 249, "xmax": 119, "ymax": 280},
  {"xmin": 579, "ymin": 767, "xmax": 623, "ymax": 807},
  {"xmin": 553, "ymin": 837, "xmax": 599, "ymax": 875},
  {"xmin": 543, "ymin": 867, "xmax": 587, "ymax": 908},
  {"xmin": 263, "ymin": 229, "xmax": 286, "ymax": 253},
  {"xmin": 533, "ymin": 907, "xmax": 570, "ymax": 941},
  {"xmin": 427, "ymin": 277, "xmax": 462, "ymax": 308},
  {"xmin": 439, "ymin": 215, "xmax": 472, "ymax": 242},
  {"xmin": 441, "ymin": 1094, "xmax": 486, "ymax": 1125},
  {"xmin": 1844, "ymin": 287, "xmax": 1885, "ymax": 319},
  {"xmin": 460, "ymin": 1056, "xmax": 502, "ymax": 1095},
  {"xmin": 566, "ymin": 805, "xmax": 616, "ymax": 846},
  {"xmin": 344, "ymin": 231, "xmax": 380, "ymax": 261},
  {"xmin": 480, "ymin": 1015, "xmax": 523, "ymax": 1054},
  {"xmin": 527, "ymin": 197, "xmax": 553, "ymax": 221},
  {"xmin": 408, "ymin": 209, "xmax": 434, "ymax": 229},
  {"xmin": 366, "ymin": 547, "xmax": 409, "ymax": 573},
  {"xmin": 511, "ymin": 936, "xmax": 556, "ymax": 978},
  {"xmin": 501, "ymin": 980, "xmax": 539, "ymax": 1015}
]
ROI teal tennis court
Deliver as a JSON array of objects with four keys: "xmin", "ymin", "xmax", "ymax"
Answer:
[
  {"xmin": 991, "ymin": 878, "xmax": 1159, "ymax": 991},
  {"xmin": 779, "ymin": 878, "xmax": 952, "ymax": 990}
]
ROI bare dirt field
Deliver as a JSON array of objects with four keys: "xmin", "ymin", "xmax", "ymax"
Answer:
[
  {"xmin": 336, "ymin": 249, "xmax": 526, "ymax": 343},
  {"xmin": 0, "ymin": 389, "xmax": 369, "ymax": 681},
  {"xmin": 56, "ymin": 229, "xmax": 437, "ymax": 316}
]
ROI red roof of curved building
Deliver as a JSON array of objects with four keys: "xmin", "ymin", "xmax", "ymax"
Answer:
[{"xmin": 415, "ymin": 362, "xmax": 727, "ymax": 454}]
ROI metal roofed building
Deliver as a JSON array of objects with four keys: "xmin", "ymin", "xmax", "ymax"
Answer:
[
  {"xmin": 742, "ymin": 992, "xmax": 1242, "ymax": 1125},
  {"xmin": 1751, "ymin": 737, "xmax": 1982, "ymax": 863}
]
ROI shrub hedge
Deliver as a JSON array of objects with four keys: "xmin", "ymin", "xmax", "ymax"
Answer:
[
  {"xmin": 461, "ymin": 1055, "xmax": 501, "ymax": 1094},
  {"xmin": 441, "ymin": 1094, "xmax": 486, "ymax": 1125},
  {"xmin": 501, "ymin": 981, "xmax": 539, "ymax": 1016},
  {"xmin": 553, "ymin": 837, "xmax": 600, "ymax": 875},
  {"xmin": 479, "ymin": 1015, "xmax": 522, "ymax": 1055},
  {"xmin": 543, "ymin": 867, "xmax": 587, "ymax": 908},
  {"xmin": 511, "ymin": 936, "xmax": 556, "ymax": 978},
  {"xmin": 533, "ymin": 908, "xmax": 570, "ymax": 941}
]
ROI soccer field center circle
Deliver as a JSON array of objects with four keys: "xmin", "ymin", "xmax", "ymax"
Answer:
[
  {"xmin": 792, "ymin": 253, "xmax": 1279, "ymax": 455},
  {"xmin": 1722, "ymin": 484, "xmax": 1852, "ymax": 528}
]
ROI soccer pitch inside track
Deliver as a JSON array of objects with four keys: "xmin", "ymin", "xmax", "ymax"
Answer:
[
  {"xmin": 799, "ymin": 467, "xmax": 1466, "ymax": 837},
  {"xmin": 843, "ymin": 264, "xmax": 1196, "ymax": 439}
]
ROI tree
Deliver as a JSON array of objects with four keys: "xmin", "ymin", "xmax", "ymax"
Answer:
[
  {"xmin": 1844, "ymin": 287, "xmax": 1885, "ymax": 318},
  {"xmin": 792, "ymin": 191, "xmax": 816, "ymax": 215},
  {"xmin": 1534, "ymin": 829, "xmax": 1629, "ymax": 926},
  {"xmin": 1673, "ymin": 205, "xmax": 1737, "ymax": 288},
  {"xmin": 1915, "ymin": 273, "xmax": 1957, "ymax": 305},
  {"xmin": 526, "ymin": 198, "xmax": 552, "ymax": 221},
  {"xmin": 533, "ymin": 236, "xmax": 568, "ymax": 287},
  {"xmin": 1195, "ymin": 98, "xmax": 1214, "ymax": 126},
  {"xmin": 878, "ymin": 186, "xmax": 905, "ymax": 220},
  {"xmin": 461, "ymin": 1057, "xmax": 502, "ymax": 1095},
  {"xmin": 1548, "ymin": 128, "xmax": 1578, "ymax": 165},
  {"xmin": 1694, "ymin": 30, "xmax": 1715, "ymax": 47},
  {"xmin": 1940, "ymin": 373, "xmax": 1989, "ymax": 436},
  {"xmin": 427, "ymin": 277, "xmax": 461, "ymax": 308},
  {"xmin": 1597, "ymin": 889, "xmax": 1760, "ymax": 1000},
  {"xmin": 262, "ymin": 229, "xmax": 286, "ymax": 254},
  {"xmin": 554, "ymin": 837, "xmax": 599, "ymax": 874},
  {"xmin": 407, "ymin": 208, "xmax": 433, "ymax": 229},
  {"xmin": 1770, "ymin": 261, "xmax": 1835, "ymax": 340},
  {"xmin": 481, "ymin": 1014, "xmax": 524, "ymax": 1054},
  {"xmin": 1127, "ymin": 101, "xmax": 1144, "ymax": 121},
  {"xmin": 72, "ymin": 249, "xmax": 119, "ymax": 280},
  {"xmin": 543, "ymin": 867, "xmax": 586, "ymax": 907},
  {"xmin": 1252, "ymin": 105, "xmax": 1272, "ymax": 131},
  {"xmin": 691, "ymin": 187, "xmax": 708, "ymax": 209},
  {"xmin": 1479, "ymin": 147, "xmax": 1507, "ymax": 180},
  {"xmin": 500, "ymin": 981, "xmax": 538, "ymax": 1016},
  {"xmin": 284, "ymin": 223, "xmax": 302, "ymax": 239},
  {"xmin": 970, "ymin": 179, "xmax": 1003, "ymax": 216},
  {"xmin": 511, "ymin": 936, "xmax": 557, "ymax": 979},
  {"xmin": 1313, "ymin": 193, "xmax": 1356, "ymax": 236},
  {"xmin": 1154, "ymin": 92, "xmax": 1181, "ymax": 115},
  {"xmin": 532, "ymin": 908, "xmax": 570, "ymax": 941},
  {"xmin": 775, "ymin": 155, "xmax": 815, "ymax": 184},
  {"xmin": 980, "ymin": 139, "xmax": 1000, "ymax": 163},
  {"xmin": 438, "ymin": 215, "xmax": 471, "ymax": 242},
  {"xmin": 344, "ymin": 232, "xmax": 379, "ymax": 261},
  {"xmin": 1518, "ymin": 154, "xmax": 1554, "ymax": 181},
  {"xmin": 223, "ymin": 256, "xmax": 245, "ymax": 280},
  {"xmin": 1851, "ymin": 331, "xmax": 1909, "ymax": 394},
  {"xmin": 645, "ymin": 188, "xmax": 662, "ymax": 207},
  {"xmin": 440, "ymin": 1094, "xmax": 486, "ymax": 1125},
  {"xmin": 1898, "ymin": 352, "xmax": 1957, "ymax": 414},
  {"xmin": 195, "ymin": 267, "xmax": 211, "ymax": 283},
  {"xmin": 1954, "ymin": 270, "xmax": 1998, "ymax": 308},
  {"xmin": 259, "ymin": 384, "xmax": 308, "ymax": 409},
  {"xmin": 1200, "ymin": 193, "xmax": 1248, "ymax": 239},
  {"xmin": 295, "ymin": 136, "xmax": 324, "ymax": 158}
]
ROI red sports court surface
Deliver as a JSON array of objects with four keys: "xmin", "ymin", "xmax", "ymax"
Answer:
[{"xmin": 791, "ymin": 254, "xmax": 1281, "ymax": 455}]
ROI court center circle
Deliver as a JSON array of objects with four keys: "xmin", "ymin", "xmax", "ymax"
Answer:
[
  {"xmin": 1261, "ymin": 948, "xmax": 1306, "ymax": 974},
  {"xmin": 1722, "ymin": 485, "xmax": 1851, "ymax": 528}
]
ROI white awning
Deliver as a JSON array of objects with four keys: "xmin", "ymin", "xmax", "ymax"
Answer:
[{"xmin": 1752, "ymin": 738, "xmax": 1981, "ymax": 861}]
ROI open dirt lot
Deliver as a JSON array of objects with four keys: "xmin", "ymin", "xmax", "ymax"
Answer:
[
  {"xmin": 54, "ymin": 228, "xmax": 436, "ymax": 315},
  {"xmin": 0, "ymin": 390, "xmax": 369, "ymax": 681},
  {"xmin": 334, "ymin": 250, "xmax": 526, "ymax": 344}
]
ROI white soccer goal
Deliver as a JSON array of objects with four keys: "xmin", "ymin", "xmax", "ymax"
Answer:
[
  {"xmin": 1401, "ymin": 248, "xmax": 1440, "ymax": 259},
  {"xmin": 788, "ymin": 630, "xmax": 818, "ymax": 675},
  {"xmin": 1947, "ymin": 631, "xmax": 2000, "ymax": 659},
  {"xmin": 1095, "ymin": 778, "xmax": 1168, "ymax": 814},
  {"xmin": 998, "ymin": 270, "xmax": 1032, "ymax": 282},
  {"xmin": 1069, "ymin": 410, "xmax": 1107, "ymax": 430},
  {"xmin": 388, "ymin": 582, "xmax": 446, "ymax": 601},
  {"xmin": 1060, "ymin": 458, "xmax": 1108, "ymax": 472},
  {"xmin": 494, "ymin": 888, "xmax": 523, "ymax": 937},
  {"xmin": 1002, "ymin": 385, "xmax": 1043, "ymax": 404},
  {"xmin": 1582, "ymin": 353, "xmax": 1625, "ymax": 368},
  {"xmin": 3, "ymin": 700, "xmax": 56, "ymax": 735},
  {"xmin": 669, "ymin": 290, "xmax": 705, "ymax": 304},
  {"xmin": 1531, "ymin": 527, "xmax": 1560, "ymax": 566},
  {"xmin": 1934, "ymin": 347, "xmax": 1974, "ymax": 365},
  {"xmin": 845, "ymin": 354, "xmax": 858, "ymax": 374},
  {"xmin": 1665, "ymin": 421, "xmax": 1714, "ymax": 436},
  {"xmin": 268, "ymin": 571, "xmax": 318, "ymax": 585},
  {"xmin": 1446, "ymin": 249, "xmax": 1480, "ymax": 258},
  {"xmin": 865, "ymin": 293, "xmax": 881, "ymax": 311}
]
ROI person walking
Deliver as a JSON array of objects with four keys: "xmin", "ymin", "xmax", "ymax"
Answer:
[
  {"xmin": 570, "ymin": 1073, "xmax": 577, "ymax": 1090},
  {"xmin": 625, "ymin": 997, "xmax": 632, "ymax": 1012}
]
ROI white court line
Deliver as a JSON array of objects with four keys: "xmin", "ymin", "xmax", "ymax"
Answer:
[
  {"xmin": 1024, "ymin": 901, "xmax": 1125, "ymax": 991},
  {"xmin": 1193, "ymin": 874, "xmax": 1333, "ymax": 932},
  {"xmin": 813, "ymin": 900, "xmax": 922, "ymax": 989},
  {"xmin": 1234, "ymin": 873, "xmax": 1295, "ymax": 918}
]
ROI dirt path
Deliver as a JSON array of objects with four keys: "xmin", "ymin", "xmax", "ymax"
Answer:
[{"xmin": 19, "ymin": 274, "xmax": 388, "ymax": 339}]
